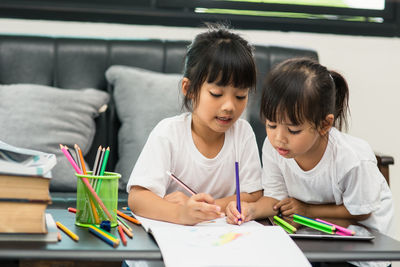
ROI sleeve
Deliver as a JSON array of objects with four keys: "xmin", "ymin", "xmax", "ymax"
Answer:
[
  {"xmin": 261, "ymin": 138, "xmax": 289, "ymax": 200},
  {"xmin": 126, "ymin": 124, "xmax": 173, "ymax": 197},
  {"xmin": 340, "ymin": 160, "xmax": 383, "ymax": 215},
  {"xmin": 238, "ymin": 127, "xmax": 262, "ymax": 193}
]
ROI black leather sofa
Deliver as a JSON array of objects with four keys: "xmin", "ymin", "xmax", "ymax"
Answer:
[{"xmin": 0, "ymin": 35, "xmax": 392, "ymax": 207}]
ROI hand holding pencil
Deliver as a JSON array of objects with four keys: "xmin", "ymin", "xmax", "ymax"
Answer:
[
  {"xmin": 225, "ymin": 200, "xmax": 253, "ymax": 225},
  {"xmin": 165, "ymin": 171, "xmax": 223, "ymax": 225},
  {"xmin": 178, "ymin": 193, "xmax": 224, "ymax": 225}
]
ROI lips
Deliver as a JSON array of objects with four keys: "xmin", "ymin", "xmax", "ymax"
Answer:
[
  {"xmin": 216, "ymin": 116, "xmax": 232, "ymax": 125},
  {"xmin": 277, "ymin": 147, "xmax": 289, "ymax": 156}
]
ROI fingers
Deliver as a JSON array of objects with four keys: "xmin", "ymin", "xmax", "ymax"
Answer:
[
  {"xmin": 193, "ymin": 193, "xmax": 216, "ymax": 204},
  {"xmin": 186, "ymin": 193, "xmax": 224, "ymax": 222},
  {"xmin": 273, "ymin": 198, "xmax": 289, "ymax": 211},
  {"xmin": 225, "ymin": 201, "xmax": 242, "ymax": 225}
]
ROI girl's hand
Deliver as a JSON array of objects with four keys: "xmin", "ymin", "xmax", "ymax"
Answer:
[
  {"xmin": 225, "ymin": 201, "xmax": 254, "ymax": 225},
  {"xmin": 274, "ymin": 197, "xmax": 308, "ymax": 217},
  {"xmin": 179, "ymin": 193, "xmax": 224, "ymax": 225},
  {"xmin": 164, "ymin": 191, "xmax": 189, "ymax": 205}
]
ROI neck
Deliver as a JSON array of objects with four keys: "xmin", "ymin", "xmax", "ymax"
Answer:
[
  {"xmin": 191, "ymin": 114, "xmax": 225, "ymax": 159},
  {"xmin": 295, "ymin": 135, "xmax": 329, "ymax": 171}
]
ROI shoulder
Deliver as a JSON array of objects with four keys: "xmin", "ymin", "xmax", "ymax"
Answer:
[
  {"xmin": 230, "ymin": 118, "xmax": 255, "ymax": 139},
  {"xmin": 146, "ymin": 113, "xmax": 189, "ymax": 147},
  {"xmin": 329, "ymin": 128, "xmax": 377, "ymax": 170},
  {"xmin": 151, "ymin": 113, "xmax": 189, "ymax": 137}
]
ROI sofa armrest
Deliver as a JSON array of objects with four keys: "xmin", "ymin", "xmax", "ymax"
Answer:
[{"xmin": 375, "ymin": 152, "xmax": 394, "ymax": 186}]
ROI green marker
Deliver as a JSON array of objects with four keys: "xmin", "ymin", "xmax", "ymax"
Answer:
[
  {"xmin": 274, "ymin": 217, "xmax": 294, "ymax": 234},
  {"xmin": 293, "ymin": 214, "xmax": 335, "ymax": 234},
  {"xmin": 273, "ymin": 216, "xmax": 297, "ymax": 233}
]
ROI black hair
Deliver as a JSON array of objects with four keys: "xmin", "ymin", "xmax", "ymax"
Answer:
[
  {"xmin": 260, "ymin": 57, "xmax": 349, "ymax": 131},
  {"xmin": 183, "ymin": 23, "xmax": 256, "ymax": 111}
]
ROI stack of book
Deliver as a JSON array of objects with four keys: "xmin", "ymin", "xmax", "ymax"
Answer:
[{"xmin": 0, "ymin": 141, "xmax": 56, "ymax": 236}]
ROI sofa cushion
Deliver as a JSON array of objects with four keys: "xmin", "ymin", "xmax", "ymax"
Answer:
[
  {"xmin": 0, "ymin": 84, "xmax": 110, "ymax": 192},
  {"xmin": 106, "ymin": 66, "xmax": 182, "ymax": 191}
]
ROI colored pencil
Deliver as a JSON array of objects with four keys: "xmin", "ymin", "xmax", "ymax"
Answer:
[
  {"xmin": 316, "ymin": 218, "xmax": 355, "ymax": 236},
  {"xmin": 88, "ymin": 225, "xmax": 118, "ymax": 248},
  {"xmin": 60, "ymin": 144, "xmax": 114, "ymax": 221},
  {"xmin": 235, "ymin": 161, "xmax": 242, "ymax": 224},
  {"xmin": 118, "ymin": 220, "xmax": 133, "ymax": 238},
  {"xmin": 293, "ymin": 214, "xmax": 335, "ymax": 234},
  {"xmin": 166, "ymin": 171, "xmax": 197, "ymax": 195},
  {"xmin": 273, "ymin": 216, "xmax": 297, "ymax": 233},
  {"xmin": 96, "ymin": 147, "xmax": 105, "ymax": 176},
  {"xmin": 76, "ymin": 144, "xmax": 87, "ymax": 175},
  {"xmin": 116, "ymin": 210, "xmax": 141, "ymax": 225},
  {"xmin": 117, "ymin": 216, "xmax": 132, "ymax": 232},
  {"xmin": 90, "ymin": 224, "xmax": 120, "ymax": 244},
  {"xmin": 96, "ymin": 146, "xmax": 110, "ymax": 193},
  {"xmin": 93, "ymin": 147, "xmax": 105, "ymax": 193},
  {"xmin": 74, "ymin": 144, "xmax": 83, "ymax": 172},
  {"xmin": 68, "ymin": 207, "xmax": 77, "ymax": 213},
  {"xmin": 117, "ymin": 225, "xmax": 127, "ymax": 246},
  {"xmin": 56, "ymin": 221, "xmax": 79, "ymax": 241},
  {"xmin": 76, "ymin": 144, "xmax": 100, "ymax": 224},
  {"xmin": 91, "ymin": 145, "xmax": 102, "ymax": 178},
  {"xmin": 99, "ymin": 146, "xmax": 110, "ymax": 176}
]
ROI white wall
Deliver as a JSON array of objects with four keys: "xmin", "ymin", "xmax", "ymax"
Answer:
[{"xmin": 1, "ymin": 18, "xmax": 399, "ymax": 240}]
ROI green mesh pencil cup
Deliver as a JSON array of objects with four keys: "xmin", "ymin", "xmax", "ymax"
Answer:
[{"xmin": 75, "ymin": 171, "xmax": 121, "ymax": 227}]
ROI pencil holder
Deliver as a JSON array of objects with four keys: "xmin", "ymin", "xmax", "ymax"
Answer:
[{"xmin": 75, "ymin": 171, "xmax": 121, "ymax": 228}]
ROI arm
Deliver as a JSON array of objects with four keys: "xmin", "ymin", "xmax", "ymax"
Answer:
[
  {"xmin": 274, "ymin": 197, "xmax": 371, "ymax": 221},
  {"xmin": 226, "ymin": 195, "xmax": 279, "ymax": 224},
  {"xmin": 128, "ymin": 186, "xmax": 223, "ymax": 225},
  {"xmin": 215, "ymin": 190, "xmax": 263, "ymax": 211}
]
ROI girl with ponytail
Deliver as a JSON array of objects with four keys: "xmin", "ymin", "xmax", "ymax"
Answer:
[{"xmin": 226, "ymin": 59, "xmax": 394, "ymax": 266}]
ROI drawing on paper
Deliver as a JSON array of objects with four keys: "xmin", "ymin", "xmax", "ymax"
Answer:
[{"xmin": 213, "ymin": 231, "xmax": 247, "ymax": 246}]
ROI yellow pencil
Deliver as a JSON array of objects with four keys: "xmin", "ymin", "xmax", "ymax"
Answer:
[{"xmin": 56, "ymin": 221, "xmax": 79, "ymax": 241}]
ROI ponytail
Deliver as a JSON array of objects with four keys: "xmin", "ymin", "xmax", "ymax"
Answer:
[{"xmin": 329, "ymin": 70, "xmax": 349, "ymax": 131}]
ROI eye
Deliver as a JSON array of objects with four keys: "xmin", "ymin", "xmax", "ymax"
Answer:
[
  {"xmin": 210, "ymin": 92, "xmax": 222, "ymax": 97},
  {"xmin": 236, "ymin": 95, "xmax": 247, "ymax": 100},
  {"xmin": 288, "ymin": 128, "xmax": 301, "ymax": 135},
  {"xmin": 266, "ymin": 124, "xmax": 276, "ymax": 129}
]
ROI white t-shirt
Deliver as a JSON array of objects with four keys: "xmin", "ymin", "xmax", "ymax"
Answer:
[
  {"xmin": 127, "ymin": 112, "xmax": 262, "ymax": 198},
  {"xmin": 262, "ymin": 127, "xmax": 394, "ymax": 236}
]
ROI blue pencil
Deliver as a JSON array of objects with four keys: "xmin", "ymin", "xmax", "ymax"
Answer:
[{"xmin": 235, "ymin": 161, "xmax": 242, "ymax": 223}]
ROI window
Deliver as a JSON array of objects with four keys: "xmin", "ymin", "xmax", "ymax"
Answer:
[{"xmin": 0, "ymin": 0, "xmax": 398, "ymax": 37}]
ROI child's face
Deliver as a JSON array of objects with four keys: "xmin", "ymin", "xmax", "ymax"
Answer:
[
  {"xmin": 192, "ymin": 81, "xmax": 249, "ymax": 135},
  {"xmin": 266, "ymin": 118, "xmax": 327, "ymax": 169}
]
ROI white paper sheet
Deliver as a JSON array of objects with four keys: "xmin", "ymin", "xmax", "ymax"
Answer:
[{"xmin": 134, "ymin": 215, "xmax": 310, "ymax": 267}]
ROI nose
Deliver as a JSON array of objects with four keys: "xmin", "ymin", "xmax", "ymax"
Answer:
[
  {"xmin": 221, "ymin": 95, "xmax": 235, "ymax": 113},
  {"xmin": 275, "ymin": 127, "xmax": 287, "ymax": 145}
]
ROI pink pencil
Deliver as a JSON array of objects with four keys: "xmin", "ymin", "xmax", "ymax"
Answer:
[
  {"xmin": 316, "ymin": 218, "xmax": 355, "ymax": 236},
  {"xmin": 166, "ymin": 171, "xmax": 197, "ymax": 195},
  {"xmin": 60, "ymin": 144, "xmax": 113, "ymax": 221}
]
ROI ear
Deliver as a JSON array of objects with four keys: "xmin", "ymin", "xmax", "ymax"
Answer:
[
  {"xmin": 181, "ymin": 77, "xmax": 190, "ymax": 97},
  {"xmin": 319, "ymin": 114, "xmax": 334, "ymax": 136}
]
